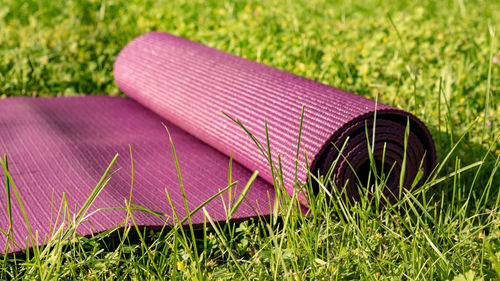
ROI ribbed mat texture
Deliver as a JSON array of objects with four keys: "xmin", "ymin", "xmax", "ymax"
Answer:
[{"xmin": 0, "ymin": 31, "xmax": 436, "ymax": 252}]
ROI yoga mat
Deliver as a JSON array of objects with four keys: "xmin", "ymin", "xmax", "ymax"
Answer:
[{"xmin": 0, "ymin": 31, "xmax": 436, "ymax": 252}]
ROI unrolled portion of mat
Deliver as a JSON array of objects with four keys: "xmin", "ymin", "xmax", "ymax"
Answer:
[
  {"xmin": 114, "ymin": 32, "xmax": 436, "ymax": 201},
  {"xmin": 0, "ymin": 97, "xmax": 275, "ymax": 252}
]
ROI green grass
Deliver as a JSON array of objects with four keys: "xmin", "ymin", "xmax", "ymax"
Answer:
[{"xmin": 0, "ymin": 0, "xmax": 499, "ymax": 279}]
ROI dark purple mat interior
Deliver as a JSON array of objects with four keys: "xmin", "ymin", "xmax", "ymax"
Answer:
[{"xmin": 0, "ymin": 32, "xmax": 436, "ymax": 252}]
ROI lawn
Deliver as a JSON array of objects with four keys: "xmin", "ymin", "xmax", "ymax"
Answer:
[{"xmin": 0, "ymin": 0, "xmax": 499, "ymax": 279}]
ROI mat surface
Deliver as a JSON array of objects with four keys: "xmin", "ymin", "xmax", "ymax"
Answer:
[{"xmin": 0, "ymin": 32, "xmax": 436, "ymax": 252}]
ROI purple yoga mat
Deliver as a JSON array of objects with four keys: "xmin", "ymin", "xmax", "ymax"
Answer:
[{"xmin": 0, "ymin": 31, "xmax": 435, "ymax": 252}]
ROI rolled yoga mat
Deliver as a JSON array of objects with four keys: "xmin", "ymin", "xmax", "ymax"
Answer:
[{"xmin": 0, "ymin": 32, "xmax": 436, "ymax": 252}]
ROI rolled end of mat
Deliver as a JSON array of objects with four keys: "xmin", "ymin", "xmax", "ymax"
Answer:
[
  {"xmin": 312, "ymin": 109, "xmax": 436, "ymax": 202},
  {"xmin": 113, "ymin": 31, "xmax": 437, "ymax": 204}
]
